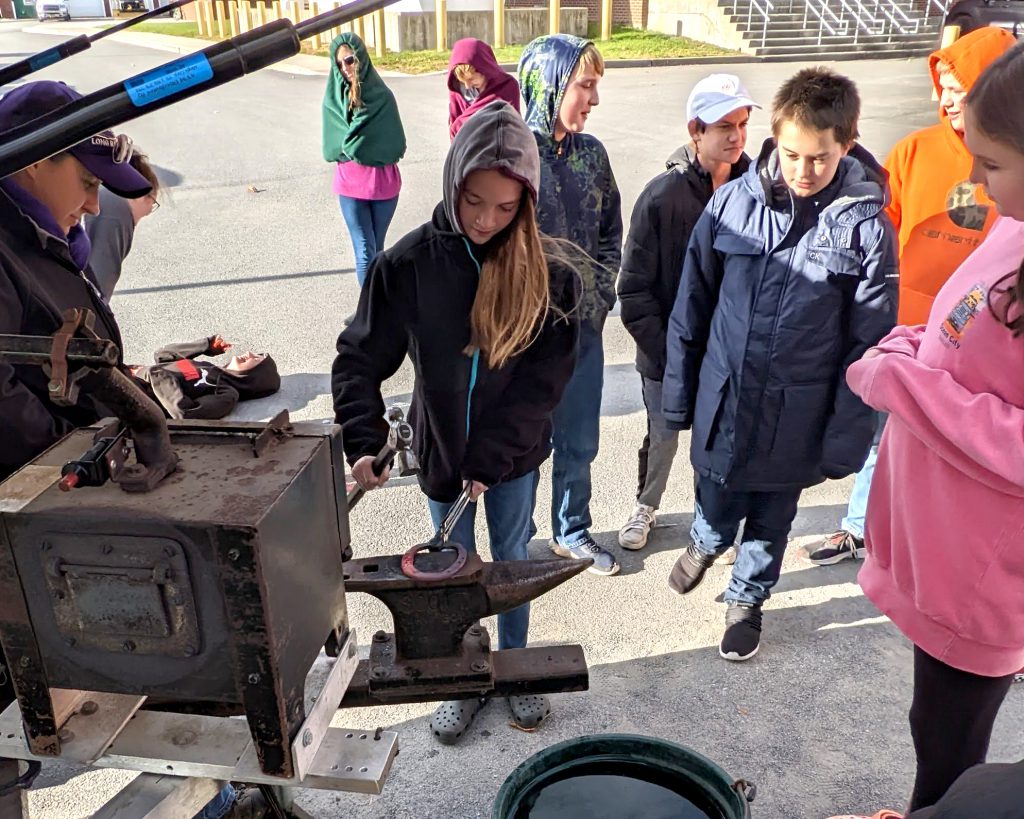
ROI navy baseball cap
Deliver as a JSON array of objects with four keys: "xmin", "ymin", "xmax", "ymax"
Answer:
[{"xmin": 0, "ymin": 80, "xmax": 152, "ymax": 199}]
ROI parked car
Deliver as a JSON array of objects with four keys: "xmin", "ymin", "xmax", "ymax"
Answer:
[
  {"xmin": 37, "ymin": 0, "xmax": 70, "ymax": 19},
  {"xmin": 116, "ymin": 0, "xmax": 146, "ymax": 11},
  {"xmin": 943, "ymin": 0, "xmax": 1024, "ymax": 37}
]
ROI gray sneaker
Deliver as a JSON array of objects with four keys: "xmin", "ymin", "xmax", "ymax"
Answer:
[
  {"xmin": 618, "ymin": 504, "xmax": 656, "ymax": 550},
  {"xmin": 549, "ymin": 537, "xmax": 620, "ymax": 576}
]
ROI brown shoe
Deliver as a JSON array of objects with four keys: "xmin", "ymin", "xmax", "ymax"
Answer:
[{"xmin": 668, "ymin": 542, "xmax": 717, "ymax": 595}]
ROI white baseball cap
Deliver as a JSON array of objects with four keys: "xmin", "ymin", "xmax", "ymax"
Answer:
[{"xmin": 686, "ymin": 74, "xmax": 760, "ymax": 125}]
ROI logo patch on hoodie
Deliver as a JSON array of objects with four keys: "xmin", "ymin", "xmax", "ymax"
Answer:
[{"xmin": 940, "ymin": 282, "xmax": 987, "ymax": 349}]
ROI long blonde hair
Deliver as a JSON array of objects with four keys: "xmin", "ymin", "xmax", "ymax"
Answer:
[
  {"xmin": 467, "ymin": 195, "xmax": 551, "ymax": 369},
  {"xmin": 340, "ymin": 48, "xmax": 363, "ymax": 111}
]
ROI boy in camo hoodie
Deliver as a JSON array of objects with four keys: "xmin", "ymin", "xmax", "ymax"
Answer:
[{"xmin": 518, "ymin": 35, "xmax": 623, "ymax": 575}]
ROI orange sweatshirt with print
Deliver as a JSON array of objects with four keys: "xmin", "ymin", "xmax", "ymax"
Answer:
[{"xmin": 883, "ymin": 26, "xmax": 1016, "ymax": 326}]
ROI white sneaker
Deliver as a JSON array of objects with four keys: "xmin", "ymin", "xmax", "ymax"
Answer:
[
  {"xmin": 618, "ymin": 504, "xmax": 656, "ymax": 550},
  {"xmin": 715, "ymin": 546, "xmax": 738, "ymax": 565}
]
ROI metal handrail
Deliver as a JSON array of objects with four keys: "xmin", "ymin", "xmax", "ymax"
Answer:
[
  {"xmin": 804, "ymin": 0, "xmax": 846, "ymax": 44},
  {"xmin": 745, "ymin": 0, "xmax": 775, "ymax": 49}
]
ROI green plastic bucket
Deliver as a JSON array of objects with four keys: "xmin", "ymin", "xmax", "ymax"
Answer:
[{"xmin": 492, "ymin": 734, "xmax": 755, "ymax": 819}]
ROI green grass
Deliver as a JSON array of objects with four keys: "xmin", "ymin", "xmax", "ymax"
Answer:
[
  {"xmin": 124, "ymin": 22, "xmax": 733, "ymax": 71},
  {"xmin": 358, "ymin": 27, "xmax": 734, "ymax": 73},
  {"xmin": 129, "ymin": 20, "xmax": 201, "ymax": 36}
]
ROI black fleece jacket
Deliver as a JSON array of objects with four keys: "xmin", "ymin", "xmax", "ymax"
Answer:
[
  {"xmin": 617, "ymin": 144, "xmax": 749, "ymax": 380},
  {"xmin": 331, "ymin": 203, "xmax": 579, "ymax": 503}
]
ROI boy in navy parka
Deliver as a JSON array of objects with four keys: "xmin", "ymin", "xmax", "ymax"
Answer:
[
  {"xmin": 662, "ymin": 68, "xmax": 898, "ymax": 661},
  {"xmin": 518, "ymin": 35, "xmax": 623, "ymax": 576}
]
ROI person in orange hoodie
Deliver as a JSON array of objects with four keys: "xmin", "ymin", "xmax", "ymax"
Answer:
[{"xmin": 808, "ymin": 25, "xmax": 1017, "ymax": 566}]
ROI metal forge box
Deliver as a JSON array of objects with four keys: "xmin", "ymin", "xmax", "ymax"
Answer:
[{"xmin": 0, "ymin": 418, "xmax": 350, "ymax": 778}]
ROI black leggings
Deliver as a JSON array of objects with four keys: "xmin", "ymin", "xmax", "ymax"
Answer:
[{"xmin": 908, "ymin": 645, "xmax": 1016, "ymax": 811}]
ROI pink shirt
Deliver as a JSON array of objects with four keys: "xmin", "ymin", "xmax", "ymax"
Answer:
[
  {"xmin": 332, "ymin": 161, "xmax": 401, "ymax": 201},
  {"xmin": 848, "ymin": 216, "xmax": 1024, "ymax": 677}
]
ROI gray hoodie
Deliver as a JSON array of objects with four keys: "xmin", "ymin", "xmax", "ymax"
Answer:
[{"xmin": 442, "ymin": 100, "xmax": 540, "ymax": 234}]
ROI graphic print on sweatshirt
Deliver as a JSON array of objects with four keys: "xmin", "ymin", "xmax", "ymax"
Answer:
[
  {"xmin": 945, "ymin": 181, "xmax": 990, "ymax": 232},
  {"xmin": 940, "ymin": 281, "xmax": 987, "ymax": 349}
]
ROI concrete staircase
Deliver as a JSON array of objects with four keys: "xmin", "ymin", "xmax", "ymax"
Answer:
[{"xmin": 725, "ymin": 0, "xmax": 948, "ymax": 60}]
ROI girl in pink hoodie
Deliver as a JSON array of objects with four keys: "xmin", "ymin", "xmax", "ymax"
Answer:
[{"xmin": 845, "ymin": 42, "xmax": 1024, "ymax": 813}]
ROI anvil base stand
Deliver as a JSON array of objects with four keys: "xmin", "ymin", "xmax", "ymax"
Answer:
[{"xmin": 0, "ymin": 632, "xmax": 399, "ymax": 818}]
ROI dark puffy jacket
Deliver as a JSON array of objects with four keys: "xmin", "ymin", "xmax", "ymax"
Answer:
[
  {"xmin": 331, "ymin": 203, "xmax": 579, "ymax": 503},
  {"xmin": 663, "ymin": 140, "xmax": 899, "ymax": 491},
  {"xmin": 617, "ymin": 144, "xmax": 749, "ymax": 380},
  {"xmin": 0, "ymin": 186, "xmax": 124, "ymax": 481}
]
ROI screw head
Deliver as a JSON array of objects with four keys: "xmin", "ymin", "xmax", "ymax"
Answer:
[
  {"xmin": 302, "ymin": 729, "xmax": 313, "ymax": 747},
  {"xmin": 467, "ymin": 626, "xmax": 482, "ymax": 637},
  {"xmin": 122, "ymin": 640, "xmax": 136, "ymax": 653},
  {"xmin": 227, "ymin": 548, "xmax": 240, "ymax": 561},
  {"xmin": 369, "ymin": 667, "xmax": 386, "ymax": 680},
  {"xmin": 18, "ymin": 656, "xmax": 29, "ymax": 668},
  {"xmin": 79, "ymin": 701, "xmax": 98, "ymax": 716},
  {"xmin": 247, "ymin": 673, "xmax": 260, "ymax": 685},
  {"xmin": 372, "ymin": 631, "xmax": 389, "ymax": 643},
  {"xmin": 183, "ymin": 645, "xmax": 196, "ymax": 657},
  {"xmin": 471, "ymin": 661, "xmax": 489, "ymax": 673}
]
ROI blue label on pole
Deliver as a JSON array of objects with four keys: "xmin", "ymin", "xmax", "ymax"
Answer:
[
  {"xmin": 28, "ymin": 48, "xmax": 62, "ymax": 71},
  {"xmin": 123, "ymin": 53, "xmax": 214, "ymax": 108}
]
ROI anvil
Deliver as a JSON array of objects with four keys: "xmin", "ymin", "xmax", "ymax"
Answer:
[{"xmin": 339, "ymin": 551, "xmax": 592, "ymax": 707}]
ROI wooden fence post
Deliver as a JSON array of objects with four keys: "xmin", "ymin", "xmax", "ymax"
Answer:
[
  {"xmin": 236, "ymin": 0, "xmax": 248, "ymax": 33},
  {"xmin": 435, "ymin": 0, "xmax": 446, "ymax": 50},
  {"xmin": 226, "ymin": 0, "xmax": 239, "ymax": 37},
  {"xmin": 254, "ymin": 0, "xmax": 266, "ymax": 27},
  {"xmin": 493, "ymin": 0, "xmax": 504, "ymax": 48},
  {"xmin": 215, "ymin": 0, "xmax": 226, "ymax": 38},
  {"xmin": 548, "ymin": 0, "xmax": 559, "ymax": 34},
  {"xmin": 600, "ymin": 0, "xmax": 611, "ymax": 39},
  {"xmin": 374, "ymin": 8, "xmax": 386, "ymax": 56}
]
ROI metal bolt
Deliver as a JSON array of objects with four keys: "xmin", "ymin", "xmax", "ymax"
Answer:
[
  {"xmin": 247, "ymin": 673, "xmax": 260, "ymax": 685},
  {"xmin": 58, "ymin": 729, "xmax": 74, "ymax": 743},
  {"xmin": 18, "ymin": 657, "xmax": 29, "ymax": 668},
  {"xmin": 372, "ymin": 631, "xmax": 390, "ymax": 643},
  {"xmin": 79, "ymin": 701, "xmax": 98, "ymax": 716},
  {"xmin": 301, "ymin": 729, "xmax": 313, "ymax": 747},
  {"xmin": 227, "ymin": 548, "xmax": 240, "ymax": 561},
  {"xmin": 369, "ymin": 667, "xmax": 386, "ymax": 680},
  {"xmin": 471, "ymin": 661, "xmax": 489, "ymax": 673},
  {"xmin": 122, "ymin": 640, "xmax": 136, "ymax": 653}
]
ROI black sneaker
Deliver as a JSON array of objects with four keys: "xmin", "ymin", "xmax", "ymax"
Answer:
[
  {"xmin": 720, "ymin": 603, "xmax": 762, "ymax": 662},
  {"xmin": 549, "ymin": 537, "xmax": 620, "ymax": 576},
  {"xmin": 667, "ymin": 542, "xmax": 717, "ymax": 595},
  {"xmin": 806, "ymin": 530, "xmax": 866, "ymax": 565}
]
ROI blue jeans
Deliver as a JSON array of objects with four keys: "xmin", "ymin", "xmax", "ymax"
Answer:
[
  {"xmin": 338, "ymin": 194, "xmax": 399, "ymax": 287},
  {"xmin": 547, "ymin": 324, "xmax": 603, "ymax": 545},
  {"xmin": 193, "ymin": 784, "xmax": 236, "ymax": 819},
  {"xmin": 840, "ymin": 412, "xmax": 886, "ymax": 539},
  {"xmin": 426, "ymin": 471, "xmax": 536, "ymax": 650},
  {"xmin": 690, "ymin": 475, "xmax": 802, "ymax": 606}
]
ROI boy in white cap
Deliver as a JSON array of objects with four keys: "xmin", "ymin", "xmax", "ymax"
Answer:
[{"xmin": 616, "ymin": 74, "xmax": 758, "ymax": 551}]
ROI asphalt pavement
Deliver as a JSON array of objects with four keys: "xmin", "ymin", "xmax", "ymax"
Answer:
[{"xmin": 2, "ymin": 21, "xmax": 1021, "ymax": 819}]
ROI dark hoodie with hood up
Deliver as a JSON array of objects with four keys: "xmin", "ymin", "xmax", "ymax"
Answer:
[
  {"xmin": 663, "ymin": 138, "xmax": 898, "ymax": 491},
  {"xmin": 447, "ymin": 38, "xmax": 521, "ymax": 140},
  {"xmin": 518, "ymin": 35, "xmax": 622, "ymax": 329},
  {"xmin": 331, "ymin": 101, "xmax": 579, "ymax": 503},
  {"xmin": 132, "ymin": 338, "xmax": 281, "ymax": 420},
  {"xmin": 618, "ymin": 143, "xmax": 750, "ymax": 380}
]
